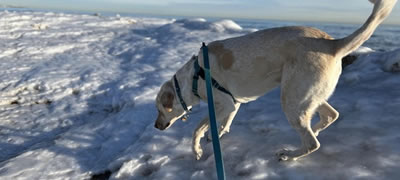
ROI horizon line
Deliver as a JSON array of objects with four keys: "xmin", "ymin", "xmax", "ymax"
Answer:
[{"xmin": 1, "ymin": 4, "xmax": 399, "ymax": 26}]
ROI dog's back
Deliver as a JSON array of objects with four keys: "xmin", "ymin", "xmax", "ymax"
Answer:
[{"xmin": 201, "ymin": 26, "xmax": 337, "ymax": 102}]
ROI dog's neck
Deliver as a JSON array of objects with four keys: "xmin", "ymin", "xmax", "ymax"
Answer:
[{"xmin": 174, "ymin": 58, "xmax": 201, "ymax": 109}]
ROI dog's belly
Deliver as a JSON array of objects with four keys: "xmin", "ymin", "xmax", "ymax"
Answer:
[
  {"xmin": 215, "ymin": 58, "xmax": 283, "ymax": 103},
  {"xmin": 227, "ymin": 69, "xmax": 282, "ymax": 103}
]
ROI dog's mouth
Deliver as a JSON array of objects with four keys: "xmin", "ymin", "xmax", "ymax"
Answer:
[{"xmin": 154, "ymin": 121, "xmax": 171, "ymax": 130}]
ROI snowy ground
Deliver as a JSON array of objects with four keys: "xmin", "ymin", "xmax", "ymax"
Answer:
[{"xmin": 0, "ymin": 10, "xmax": 400, "ymax": 180}]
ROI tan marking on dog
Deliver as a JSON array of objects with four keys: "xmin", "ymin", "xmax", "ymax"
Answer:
[
  {"xmin": 160, "ymin": 81, "xmax": 174, "ymax": 110},
  {"xmin": 209, "ymin": 42, "xmax": 234, "ymax": 70},
  {"xmin": 161, "ymin": 91, "xmax": 174, "ymax": 110}
]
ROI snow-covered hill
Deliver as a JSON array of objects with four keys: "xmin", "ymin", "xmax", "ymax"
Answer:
[{"xmin": 0, "ymin": 10, "xmax": 400, "ymax": 180}]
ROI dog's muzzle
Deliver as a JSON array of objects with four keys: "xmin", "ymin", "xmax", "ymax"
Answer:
[{"xmin": 154, "ymin": 121, "xmax": 170, "ymax": 130}]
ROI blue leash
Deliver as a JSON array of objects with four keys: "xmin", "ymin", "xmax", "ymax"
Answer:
[{"xmin": 202, "ymin": 42, "xmax": 226, "ymax": 180}]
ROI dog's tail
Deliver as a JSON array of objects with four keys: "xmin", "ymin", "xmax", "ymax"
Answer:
[{"xmin": 334, "ymin": 0, "xmax": 397, "ymax": 57}]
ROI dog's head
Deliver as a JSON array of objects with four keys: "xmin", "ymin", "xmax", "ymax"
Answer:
[{"xmin": 154, "ymin": 80, "xmax": 187, "ymax": 130}]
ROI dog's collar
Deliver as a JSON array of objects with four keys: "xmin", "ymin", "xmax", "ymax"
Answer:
[{"xmin": 173, "ymin": 74, "xmax": 191, "ymax": 118}]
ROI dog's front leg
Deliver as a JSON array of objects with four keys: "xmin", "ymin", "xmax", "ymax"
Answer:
[
  {"xmin": 218, "ymin": 103, "xmax": 241, "ymax": 138},
  {"xmin": 207, "ymin": 103, "xmax": 241, "ymax": 141},
  {"xmin": 192, "ymin": 117, "xmax": 209, "ymax": 160},
  {"xmin": 192, "ymin": 97, "xmax": 238, "ymax": 160}
]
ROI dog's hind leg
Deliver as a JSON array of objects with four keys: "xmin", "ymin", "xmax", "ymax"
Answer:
[
  {"xmin": 312, "ymin": 101, "xmax": 339, "ymax": 136},
  {"xmin": 278, "ymin": 99, "xmax": 321, "ymax": 161},
  {"xmin": 277, "ymin": 62, "xmax": 337, "ymax": 161}
]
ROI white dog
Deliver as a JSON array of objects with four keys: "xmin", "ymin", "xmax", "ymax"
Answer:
[{"xmin": 154, "ymin": 0, "xmax": 397, "ymax": 161}]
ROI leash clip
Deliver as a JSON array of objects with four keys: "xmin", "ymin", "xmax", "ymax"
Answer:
[{"xmin": 181, "ymin": 114, "xmax": 189, "ymax": 122}]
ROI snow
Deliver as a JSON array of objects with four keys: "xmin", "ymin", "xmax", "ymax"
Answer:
[{"xmin": 1, "ymin": 9, "xmax": 400, "ymax": 180}]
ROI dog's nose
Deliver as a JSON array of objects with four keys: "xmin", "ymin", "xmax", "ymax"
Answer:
[
  {"xmin": 154, "ymin": 121, "xmax": 164, "ymax": 130},
  {"xmin": 155, "ymin": 122, "xmax": 163, "ymax": 130}
]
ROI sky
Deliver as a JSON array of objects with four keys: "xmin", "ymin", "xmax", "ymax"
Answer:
[{"xmin": 1, "ymin": 0, "xmax": 400, "ymax": 24}]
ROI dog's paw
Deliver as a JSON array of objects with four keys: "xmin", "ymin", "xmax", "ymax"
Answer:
[
  {"xmin": 276, "ymin": 148, "xmax": 288, "ymax": 161},
  {"xmin": 194, "ymin": 149, "xmax": 203, "ymax": 160},
  {"xmin": 192, "ymin": 145, "xmax": 203, "ymax": 160},
  {"xmin": 276, "ymin": 148, "xmax": 296, "ymax": 161}
]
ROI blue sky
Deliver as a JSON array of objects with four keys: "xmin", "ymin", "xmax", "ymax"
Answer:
[{"xmin": 2, "ymin": 0, "xmax": 400, "ymax": 24}]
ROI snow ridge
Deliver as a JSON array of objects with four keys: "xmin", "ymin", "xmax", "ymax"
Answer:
[{"xmin": 1, "ymin": 10, "xmax": 400, "ymax": 180}]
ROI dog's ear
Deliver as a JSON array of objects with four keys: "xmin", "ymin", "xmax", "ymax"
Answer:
[
  {"xmin": 161, "ymin": 92, "xmax": 174, "ymax": 112},
  {"xmin": 161, "ymin": 81, "xmax": 174, "ymax": 112}
]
